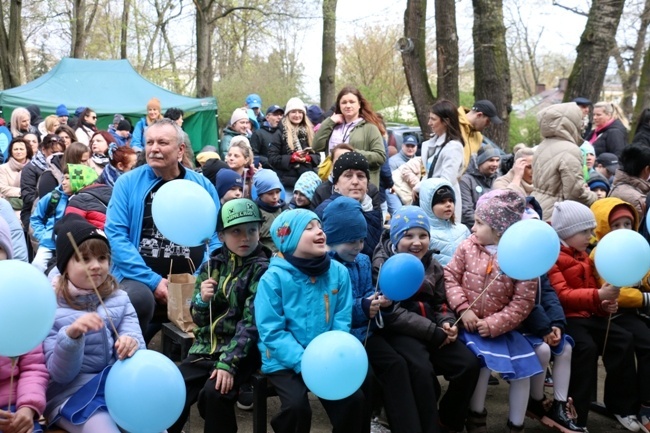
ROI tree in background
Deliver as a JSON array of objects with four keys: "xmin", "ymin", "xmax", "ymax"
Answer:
[
  {"xmin": 0, "ymin": 0, "xmax": 23, "ymax": 88},
  {"xmin": 473, "ymin": 0, "xmax": 511, "ymax": 148},
  {"xmin": 320, "ymin": 0, "xmax": 337, "ymax": 111},
  {"xmin": 435, "ymin": 0, "xmax": 459, "ymax": 105}
]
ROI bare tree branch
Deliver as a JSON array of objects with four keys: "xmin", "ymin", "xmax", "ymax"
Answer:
[{"xmin": 552, "ymin": 1, "xmax": 589, "ymax": 16}]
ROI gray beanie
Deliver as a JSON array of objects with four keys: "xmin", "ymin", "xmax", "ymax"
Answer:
[
  {"xmin": 476, "ymin": 146, "xmax": 501, "ymax": 167},
  {"xmin": 551, "ymin": 201, "xmax": 596, "ymax": 239}
]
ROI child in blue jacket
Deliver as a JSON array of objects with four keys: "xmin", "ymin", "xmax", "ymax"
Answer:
[{"xmin": 254, "ymin": 209, "xmax": 366, "ymax": 433}]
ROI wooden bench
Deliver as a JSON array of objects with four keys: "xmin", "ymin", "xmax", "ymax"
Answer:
[
  {"xmin": 251, "ymin": 373, "xmax": 278, "ymax": 433},
  {"xmin": 161, "ymin": 322, "xmax": 194, "ymax": 362}
]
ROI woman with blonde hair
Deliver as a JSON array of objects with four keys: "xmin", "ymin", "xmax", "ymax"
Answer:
[
  {"xmin": 269, "ymin": 97, "xmax": 320, "ymax": 192},
  {"xmin": 589, "ymin": 101, "xmax": 628, "ymax": 156},
  {"xmin": 10, "ymin": 107, "xmax": 37, "ymax": 138},
  {"xmin": 226, "ymin": 136, "xmax": 256, "ymax": 197},
  {"xmin": 131, "ymin": 97, "xmax": 163, "ymax": 150}
]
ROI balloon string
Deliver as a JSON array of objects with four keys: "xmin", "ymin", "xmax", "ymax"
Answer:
[
  {"xmin": 364, "ymin": 264, "xmax": 382, "ymax": 348},
  {"xmin": 7, "ymin": 357, "xmax": 16, "ymax": 412},
  {"xmin": 602, "ymin": 313, "xmax": 612, "ymax": 358},
  {"xmin": 66, "ymin": 232, "xmax": 119, "ymax": 340},
  {"xmin": 452, "ymin": 271, "xmax": 503, "ymax": 329}
]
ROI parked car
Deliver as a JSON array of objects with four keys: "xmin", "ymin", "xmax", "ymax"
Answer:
[{"xmin": 386, "ymin": 123, "xmax": 427, "ymax": 154}]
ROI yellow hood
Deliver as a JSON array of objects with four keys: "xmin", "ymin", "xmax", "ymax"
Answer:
[{"xmin": 590, "ymin": 197, "xmax": 639, "ymax": 241}]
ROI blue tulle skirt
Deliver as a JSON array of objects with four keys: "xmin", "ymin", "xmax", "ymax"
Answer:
[
  {"xmin": 523, "ymin": 333, "xmax": 575, "ymax": 356},
  {"xmin": 49, "ymin": 366, "xmax": 111, "ymax": 427},
  {"xmin": 460, "ymin": 329, "xmax": 543, "ymax": 380}
]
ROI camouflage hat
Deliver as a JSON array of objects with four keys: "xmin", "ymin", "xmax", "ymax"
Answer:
[{"xmin": 217, "ymin": 198, "xmax": 263, "ymax": 232}]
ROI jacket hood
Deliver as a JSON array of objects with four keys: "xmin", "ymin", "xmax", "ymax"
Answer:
[
  {"xmin": 537, "ymin": 103, "xmax": 583, "ymax": 145},
  {"xmin": 590, "ymin": 197, "xmax": 639, "ymax": 241},
  {"xmin": 419, "ymin": 177, "xmax": 454, "ymax": 223}
]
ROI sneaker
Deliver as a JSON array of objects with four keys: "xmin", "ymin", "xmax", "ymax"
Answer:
[
  {"xmin": 638, "ymin": 405, "xmax": 650, "ymax": 433},
  {"xmin": 615, "ymin": 414, "xmax": 642, "ymax": 432},
  {"xmin": 542, "ymin": 399, "xmax": 586, "ymax": 432},
  {"xmin": 236, "ymin": 383, "xmax": 253, "ymax": 411},
  {"xmin": 370, "ymin": 417, "xmax": 391, "ymax": 433}
]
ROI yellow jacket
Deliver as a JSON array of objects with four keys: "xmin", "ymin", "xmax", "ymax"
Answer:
[
  {"xmin": 589, "ymin": 197, "xmax": 650, "ymax": 307},
  {"xmin": 457, "ymin": 107, "xmax": 483, "ymax": 171}
]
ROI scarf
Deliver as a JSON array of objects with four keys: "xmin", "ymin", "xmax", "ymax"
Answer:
[
  {"xmin": 589, "ymin": 118, "xmax": 615, "ymax": 144},
  {"xmin": 328, "ymin": 118, "xmax": 363, "ymax": 150},
  {"xmin": 99, "ymin": 163, "xmax": 121, "ymax": 187},
  {"xmin": 32, "ymin": 150, "xmax": 48, "ymax": 171},
  {"xmin": 283, "ymin": 252, "xmax": 331, "ymax": 277},
  {"xmin": 7, "ymin": 157, "xmax": 27, "ymax": 174},
  {"xmin": 282, "ymin": 122, "xmax": 309, "ymax": 152},
  {"xmin": 91, "ymin": 153, "xmax": 110, "ymax": 168}
]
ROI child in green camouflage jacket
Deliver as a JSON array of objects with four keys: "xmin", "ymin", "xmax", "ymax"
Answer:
[{"xmin": 168, "ymin": 198, "xmax": 272, "ymax": 433}]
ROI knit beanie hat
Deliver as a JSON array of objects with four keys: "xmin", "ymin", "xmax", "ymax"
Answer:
[
  {"xmin": 0, "ymin": 216, "xmax": 13, "ymax": 259},
  {"xmin": 67, "ymin": 164, "xmax": 99, "ymax": 193},
  {"xmin": 551, "ymin": 200, "xmax": 596, "ymax": 239},
  {"xmin": 147, "ymin": 97, "xmax": 161, "ymax": 111},
  {"xmin": 476, "ymin": 146, "xmax": 501, "ymax": 167},
  {"xmin": 116, "ymin": 119, "xmax": 131, "ymax": 132},
  {"xmin": 215, "ymin": 168, "xmax": 244, "ymax": 199},
  {"xmin": 54, "ymin": 213, "xmax": 109, "ymax": 273},
  {"xmin": 56, "ymin": 104, "xmax": 69, "ymax": 117},
  {"xmin": 323, "ymin": 197, "xmax": 367, "ymax": 245},
  {"xmin": 74, "ymin": 107, "xmax": 86, "ymax": 118},
  {"xmin": 432, "ymin": 185, "xmax": 455, "ymax": 206},
  {"xmin": 253, "ymin": 169, "xmax": 284, "ymax": 196},
  {"xmin": 474, "ymin": 189, "xmax": 525, "ymax": 237},
  {"xmin": 196, "ymin": 152, "xmax": 220, "ymax": 166},
  {"xmin": 285, "ymin": 97, "xmax": 306, "ymax": 114},
  {"xmin": 294, "ymin": 171, "xmax": 322, "ymax": 202},
  {"xmin": 587, "ymin": 172, "xmax": 610, "ymax": 194},
  {"xmin": 230, "ymin": 135, "xmax": 251, "ymax": 149},
  {"xmin": 230, "ymin": 108, "xmax": 249, "ymax": 126},
  {"xmin": 580, "ymin": 141, "xmax": 595, "ymax": 156},
  {"xmin": 609, "ymin": 203, "xmax": 635, "ymax": 226},
  {"xmin": 271, "ymin": 209, "xmax": 320, "ymax": 254},
  {"xmin": 390, "ymin": 206, "xmax": 430, "ymax": 247},
  {"xmin": 332, "ymin": 151, "xmax": 370, "ymax": 185}
]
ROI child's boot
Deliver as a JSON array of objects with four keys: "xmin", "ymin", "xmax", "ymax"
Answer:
[
  {"xmin": 543, "ymin": 399, "xmax": 587, "ymax": 433},
  {"xmin": 504, "ymin": 419, "xmax": 525, "ymax": 433},
  {"xmin": 465, "ymin": 409, "xmax": 487, "ymax": 433}
]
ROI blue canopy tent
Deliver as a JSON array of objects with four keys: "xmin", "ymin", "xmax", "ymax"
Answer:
[{"xmin": 0, "ymin": 58, "xmax": 218, "ymax": 152}]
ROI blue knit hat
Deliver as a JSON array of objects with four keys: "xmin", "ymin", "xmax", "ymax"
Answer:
[
  {"xmin": 271, "ymin": 209, "xmax": 320, "ymax": 254},
  {"xmin": 215, "ymin": 169, "xmax": 243, "ymax": 199},
  {"xmin": 56, "ymin": 104, "xmax": 69, "ymax": 117},
  {"xmin": 323, "ymin": 197, "xmax": 367, "ymax": 245},
  {"xmin": 294, "ymin": 171, "xmax": 322, "ymax": 202},
  {"xmin": 390, "ymin": 206, "xmax": 430, "ymax": 247},
  {"xmin": 254, "ymin": 169, "xmax": 284, "ymax": 196}
]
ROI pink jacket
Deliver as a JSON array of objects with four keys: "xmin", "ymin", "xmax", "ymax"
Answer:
[
  {"xmin": 0, "ymin": 345, "xmax": 48, "ymax": 415},
  {"xmin": 444, "ymin": 235, "xmax": 537, "ymax": 338}
]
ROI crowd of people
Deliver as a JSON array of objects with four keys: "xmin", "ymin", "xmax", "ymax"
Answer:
[{"xmin": 2, "ymin": 88, "xmax": 650, "ymax": 433}]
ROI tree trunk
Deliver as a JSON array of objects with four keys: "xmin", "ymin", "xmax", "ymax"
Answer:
[
  {"xmin": 563, "ymin": 0, "xmax": 625, "ymax": 104},
  {"xmin": 402, "ymin": 0, "xmax": 435, "ymax": 134},
  {"xmin": 195, "ymin": 2, "xmax": 213, "ymax": 98},
  {"xmin": 319, "ymin": 0, "xmax": 337, "ymax": 110},
  {"xmin": 435, "ymin": 0, "xmax": 459, "ymax": 105},
  {"xmin": 120, "ymin": 0, "xmax": 131, "ymax": 59},
  {"xmin": 472, "ymin": 0, "xmax": 511, "ymax": 149},
  {"xmin": 634, "ymin": 45, "xmax": 650, "ymax": 132},
  {"xmin": 0, "ymin": 0, "xmax": 23, "ymax": 88}
]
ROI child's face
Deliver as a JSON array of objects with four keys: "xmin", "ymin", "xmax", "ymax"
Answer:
[
  {"xmin": 585, "ymin": 153, "xmax": 595, "ymax": 169},
  {"xmin": 0, "ymin": 247, "xmax": 6, "ymax": 260},
  {"xmin": 472, "ymin": 217, "xmax": 499, "ymax": 246},
  {"xmin": 260, "ymin": 189, "xmax": 281, "ymax": 206},
  {"xmin": 219, "ymin": 222, "xmax": 260, "ymax": 257},
  {"xmin": 66, "ymin": 251, "xmax": 110, "ymax": 290},
  {"xmin": 293, "ymin": 191, "xmax": 310, "ymax": 208},
  {"xmin": 221, "ymin": 186, "xmax": 243, "ymax": 204},
  {"xmin": 592, "ymin": 187, "xmax": 607, "ymax": 199},
  {"xmin": 293, "ymin": 219, "xmax": 327, "ymax": 259},
  {"xmin": 610, "ymin": 216, "xmax": 633, "ymax": 231},
  {"xmin": 62, "ymin": 174, "xmax": 73, "ymax": 195},
  {"xmin": 563, "ymin": 228, "xmax": 593, "ymax": 252},
  {"xmin": 396, "ymin": 227, "xmax": 430, "ymax": 260},
  {"xmin": 432, "ymin": 198, "xmax": 454, "ymax": 220},
  {"xmin": 330, "ymin": 239, "xmax": 364, "ymax": 263}
]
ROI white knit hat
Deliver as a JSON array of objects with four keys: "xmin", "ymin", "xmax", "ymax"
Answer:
[
  {"xmin": 230, "ymin": 108, "xmax": 249, "ymax": 126},
  {"xmin": 285, "ymin": 97, "xmax": 306, "ymax": 114},
  {"xmin": 551, "ymin": 200, "xmax": 596, "ymax": 239}
]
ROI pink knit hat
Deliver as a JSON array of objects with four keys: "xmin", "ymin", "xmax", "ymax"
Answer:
[{"xmin": 474, "ymin": 190, "xmax": 525, "ymax": 236}]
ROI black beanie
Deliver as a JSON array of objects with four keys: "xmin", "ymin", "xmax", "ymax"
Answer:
[
  {"xmin": 116, "ymin": 119, "xmax": 132, "ymax": 132},
  {"xmin": 332, "ymin": 151, "xmax": 370, "ymax": 185},
  {"xmin": 54, "ymin": 214, "xmax": 110, "ymax": 273},
  {"xmin": 432, "ymin": 185, "xmax": 455, "ymax": 207}
]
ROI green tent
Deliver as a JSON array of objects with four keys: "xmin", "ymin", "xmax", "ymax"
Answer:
[{"xmin": 0, "ymin": 58, "xmax": 218, "ymax": 153}]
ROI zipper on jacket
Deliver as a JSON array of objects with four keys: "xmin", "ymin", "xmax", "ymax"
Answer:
[{"xmin": 324, "ymin": 293, "xmax": 330, "ymax": 324}]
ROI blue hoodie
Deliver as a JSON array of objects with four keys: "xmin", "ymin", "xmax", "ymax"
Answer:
[{"xmin": 418, "ymin": 177, "xmax": 470, "ymax": 266}]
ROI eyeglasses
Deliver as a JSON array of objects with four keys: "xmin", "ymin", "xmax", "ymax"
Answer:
[{"xmin": 90, "ymin": 116, "xmax": 97, "ymax": 120}]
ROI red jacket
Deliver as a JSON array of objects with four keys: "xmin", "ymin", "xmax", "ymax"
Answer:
[
  {"xmin": 0, "ymin": 345, "xmax": 48, "ymax": 416},
  {"xmin": 547, "ymin": 245, "xmax": 605, "ymax": 318}
]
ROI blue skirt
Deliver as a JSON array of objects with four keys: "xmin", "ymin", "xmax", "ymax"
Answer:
[
  {"xmin": 460, "ymin": 329, "xmax": 543, "ymax": 380},
  {"xmin": 49, "ymin": 366, "xmax": 111, "ymax": 427},
  {"xmin": 0, "ymin": 405, "xmax": 43, "ymax": 433},
  {"xmin": 523, "ymin": 333, "xmax": 575, "ymax": 356}
]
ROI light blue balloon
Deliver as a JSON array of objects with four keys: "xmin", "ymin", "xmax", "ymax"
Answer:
[
  {"xmin": 152, "ymin": 179, "xmax": 218, "ymax": 247},
  {"xmin": 497, "ymin": 219, "xmax": 560, "ymax": 280},
  {"xmin": 301, "ymin": 331, "xmax": 368, "ymax": 400},
  {"xmin": 379, "ymin": 253, "xmax": 425, "ymax": 301},
  {"xmin": 595, "ymin": 230, "xmax": 650, "ymax": 287},
  {"xmin": 105, "ymin": 350, "xmax": 185, "ymax": 433},
  {"xmin": 0, "ymin": 260, "xmax": 56, "ymax": 357}
]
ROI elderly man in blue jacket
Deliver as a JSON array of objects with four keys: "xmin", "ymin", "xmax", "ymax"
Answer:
[{"xmin": 105, "ymin": 118, "xmax": 221, "ymax": 343}]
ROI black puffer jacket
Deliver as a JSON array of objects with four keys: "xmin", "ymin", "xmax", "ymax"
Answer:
[
  {"xmin": 268, "ymin": 123, "xmax": 321, "ymax": 189},
  {"xmin": 591, "ymin": 118, "xmax": 628, "ymax": 156},
  {"xmin": 20, "ymin": 162, "xmax": 45, "ymax": 228},
  {"xmin": 250, "ymin": 122, "xmax": 280, "ymax": 169}
]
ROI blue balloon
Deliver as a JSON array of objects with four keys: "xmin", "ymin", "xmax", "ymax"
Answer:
[
  {"xmin": 152, "ymin": 179, "xmax": 218, "ymax": 247},
  {"xmin": 301, "ymin": 331, "xmax": 368, "ymax": 400},
  {"xmin": 379, "ymin": 253, "xmax": 425, "ymax": 301},
  {"xmin": 0, "ymin": 260, "xmax": 56, "ymax": 357},
  {"xmin": 497, "ymin": 219, "xmax": 560, "ymax": 280},
  {"xmin": 105, "ymin": 350, "xmax": 185, "ymax": 433},
  {"xmin": 595, "ymin": 230, "xmax": 650, "ymax": 287}
]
